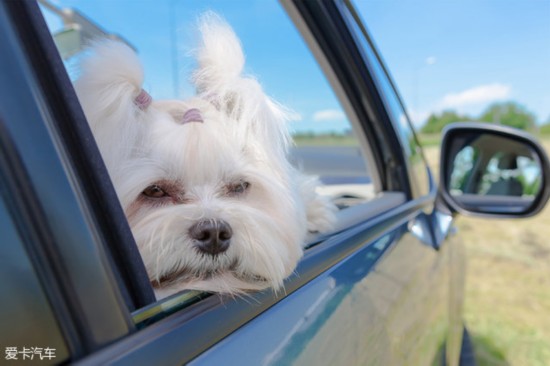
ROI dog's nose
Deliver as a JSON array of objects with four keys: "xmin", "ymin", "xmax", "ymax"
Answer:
[{"xmin": 189, "ymin": 219, "xmax": 232, "ymax": 255}]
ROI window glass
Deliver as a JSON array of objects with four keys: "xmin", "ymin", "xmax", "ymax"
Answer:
[
  {"xmin": 40, "ymin": 0, "xmax": 374, "ymax": 208},
  {"xmin": 39, "ymin": 0, "xmax": 380, "ymax": 318},
  {"xmin": 342, "ymin": 2, "xmax": 432, "ymax": 197},
  {"xmin": 0, "ymin": 187, "xmax": 69, "ymax": 363}
]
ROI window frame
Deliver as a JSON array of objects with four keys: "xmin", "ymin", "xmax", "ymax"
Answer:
[
  {"xmin": 0, "ymin": 0, "xmax": 140, "ymax": 357},
  {"xmin": 15, "ymin": 0, "xmax": 156, "ymax": 310},
  {"xmin": 289, "ymin": 0, "xmax": 421, "ymax": 200},
  {"xmin": 338, "ymin": 0, "xmax": 434, "ymax": 199},
  {"xmin": 0, "ymin": 166, "xmax": 71, "ymax": 363}
]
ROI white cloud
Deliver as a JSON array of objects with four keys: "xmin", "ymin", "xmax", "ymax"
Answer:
[
  {"xmin": 287, "ymin": 110, "xmax": 303, "ymax": 122},
  {"xmin": 438, "ymin": 83, "xmax": 511, "ymax": 110},
  {"xmin": 410, "ymin": 83, "xmax": 513, "ymax": 127},
  {"xmin": 312, "ymin": 109, "xmax": 346, "ymax": 122},
  {"xmin": 425, "ymin": 56, "xmax": 437, "ymax": 65}
]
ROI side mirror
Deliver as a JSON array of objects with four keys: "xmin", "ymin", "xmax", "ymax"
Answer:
[
  {"xmin": 52, "ymin": 25, "xmax": 83, "ymax": 59},
  {"xmin": 439, "ymin": 122, "xmax": 550, "ymax": 218},
  {"xmin": 39, "ymin": 1, "xmax": 136, "ymax": 60}
]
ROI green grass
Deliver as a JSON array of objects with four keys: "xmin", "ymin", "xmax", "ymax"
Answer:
[
  {"xmin": 292, "ymin": 134, "xmax": 358, "ymax": 147},
  {"xmin": 291, "ymin": 132, "xmax": 548, "ymax": 148},
  {"xmin": 417, "ymin": 133, "xmax": 442, "ymax": 147},
  {"xmin": 292, "ymin": 132, "xmax": 443, "ymax": 148},
  {"xmin": 418, "ymin": 131, "xmax": 550, "ymax": 149},
  {"xmin": 422, "ymin": 144, "xmax": 550, "ymax": 366},
  {"xmin": 470, "ymin": 333, "xmax": 510, "ymax": 366}
]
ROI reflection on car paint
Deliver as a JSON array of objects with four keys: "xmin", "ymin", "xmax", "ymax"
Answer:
[{"xmin": 191, "ymin": 233, "xmax": 395, "ymax": 366}]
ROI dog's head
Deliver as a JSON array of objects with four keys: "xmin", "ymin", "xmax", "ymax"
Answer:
[{"xmin": 74, "ymin": 14, "xmax": 305, "ymax": 296}]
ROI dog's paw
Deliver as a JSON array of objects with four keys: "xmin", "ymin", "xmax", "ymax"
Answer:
[
  {"xmin": 306, "ymin": 191, "xmax": 338, "ymax": 235},
  {"xmin": 298, "ymin": 174, "xmax": 338, "ymax": 236}
]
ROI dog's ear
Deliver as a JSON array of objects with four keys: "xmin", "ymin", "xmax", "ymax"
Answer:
[
  {"xmin": 193, "ymin": 12, "xmax": 245, "ymax": 94},
  {"xmin": 74, "ymin": 40, "xmax": 150, "ymax": 171},
  {"xmin": 75, "ymin": 40, "xmax": 150, "ymax": 125},
  {"xmin": 192, "ymin": 13, "xmax": 291, "ymax": 161}
]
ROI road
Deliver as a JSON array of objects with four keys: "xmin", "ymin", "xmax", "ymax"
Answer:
[{"xmin": 290, "ymin": 146, "xmax": 371, "ymax": 185}]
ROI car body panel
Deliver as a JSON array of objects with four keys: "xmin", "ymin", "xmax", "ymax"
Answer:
[
  {"xmin": 192, "ymin": 233, "xmax": 397, "ymax": 366},
  {"xmin": 0, "ymin": 1, "xmax": 487, "ymax": 365},
  {"xmin": 190, "ymin": 209, "xmax": 450, "ymax": 366}
]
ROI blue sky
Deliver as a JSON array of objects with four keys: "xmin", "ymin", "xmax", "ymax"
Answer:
[
  {"xmin": 358, "ymin": 0, "xmax": 550, "ymax": 127},
  {"xmin": 42, "ymin": 0, "xmax": 550, "ymax": 132}
]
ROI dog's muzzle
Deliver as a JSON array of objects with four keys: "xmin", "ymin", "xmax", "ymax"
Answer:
[{"xmin": 189, "ymin": 219, "xmax": 232, "ymax": 256}]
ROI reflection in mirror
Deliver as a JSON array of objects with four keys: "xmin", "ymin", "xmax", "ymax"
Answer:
[{"xmin": 447, "ymin": 132, "xmax": 542, "ymax": 213}]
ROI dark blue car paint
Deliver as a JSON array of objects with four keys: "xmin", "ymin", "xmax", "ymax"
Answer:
[{"xmin": 191, "ymin": 214, "xmax": 453, "ymax": 365}]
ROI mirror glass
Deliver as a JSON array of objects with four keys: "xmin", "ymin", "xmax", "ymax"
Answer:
[{"xmin": 446, "ymin": 132, "xmax": 543, "ymax": 214}]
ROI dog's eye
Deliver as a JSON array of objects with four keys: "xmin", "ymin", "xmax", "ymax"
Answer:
[
  {"xmin": 142, "ymin": 184, "xmax": 168, "ymax": 198},
  {"xmin": 227, "ymin": 181, "xmax": 250, "ymax": 196}
]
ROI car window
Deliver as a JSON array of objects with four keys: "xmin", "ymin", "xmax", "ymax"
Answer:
[
  {"xmin": 38, "ymin": 0, "xmax": 403, "ymax": 321},
  {"xmin": 40, "ymin": 0, "xmax": 375, "ymax": 210},
  {"xmin": 340, "ymin": 2, "xmax": 432, "ymax": 198}
]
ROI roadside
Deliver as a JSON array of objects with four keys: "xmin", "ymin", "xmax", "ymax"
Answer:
[{"xmin": 422, "ymin": 139, "xmax": 550, "ymax": 366}]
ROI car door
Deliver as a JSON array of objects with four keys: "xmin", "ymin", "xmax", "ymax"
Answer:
[
  {"xmin": 188, "ymin": 1, "xmax": 456, "ymax": 365},
  {"xmin": 1, "ymin": 0, "xmax": 461, "ymax": 365}
]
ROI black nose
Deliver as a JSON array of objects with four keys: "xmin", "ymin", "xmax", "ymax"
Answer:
[{"xmin": 189, "ymin": 219, "xmax": 232, "ymax": 255}]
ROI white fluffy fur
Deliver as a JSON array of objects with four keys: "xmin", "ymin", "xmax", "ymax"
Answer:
[{"xmin": 74, "ymin": 13, "xmax": 337, "ymax": 299}]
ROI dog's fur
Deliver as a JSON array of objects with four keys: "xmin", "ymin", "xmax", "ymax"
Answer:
[{"xmin": 74, "ymin": 13, "xmax": 336, "ymax": 298}]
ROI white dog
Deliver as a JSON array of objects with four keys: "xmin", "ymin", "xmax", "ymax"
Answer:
[{"xmin": 74, "ymin": 13, "xmax": 336, "ymax": 298}]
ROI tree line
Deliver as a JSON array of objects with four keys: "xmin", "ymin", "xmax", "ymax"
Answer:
[{"xmin": 420, "ymin": 101, "xmax": 550, "ymax": 134}]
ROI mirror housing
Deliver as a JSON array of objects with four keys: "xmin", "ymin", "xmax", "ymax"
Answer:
[
  {"xmin": 439, "ymin": 122, "xmax": 550, "ymax": 218},
  {"xmin": 52, "ymin": 25, "xmax": 83, "ymax": 59},
  {"xmin": 39, "ymin": 0, "xmax": 135, "ymax": 60}
]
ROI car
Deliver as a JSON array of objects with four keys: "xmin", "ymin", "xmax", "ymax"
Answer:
[{"xmin": 1, "ymin": 0, "xmax": 549, "ymax": 365}]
